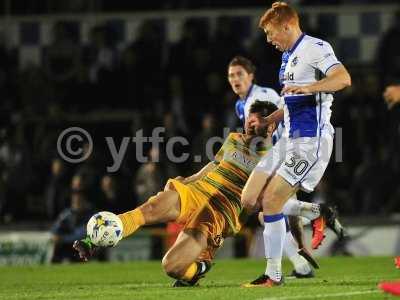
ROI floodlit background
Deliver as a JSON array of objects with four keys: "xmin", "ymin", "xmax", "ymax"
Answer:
[{"xmin": 0, "ymin": 0, "xmax": 399, "ymax": 264}]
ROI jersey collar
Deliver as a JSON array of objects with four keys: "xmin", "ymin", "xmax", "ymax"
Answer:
[
  {"xmin": 289, "ymin": 32, "xmax": 305, "ymax": 54},
  {"xmin": 239, "ymin": 83, "xmax": 255, "ymax": 103}
]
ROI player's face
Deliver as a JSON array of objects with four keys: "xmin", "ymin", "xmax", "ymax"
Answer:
[
  {"xmin": 263, "ymin": 23, "xmax": 290, "ymax": 52},
  {"xmin": 246, "ymin": 112, "xmax": 276, "ymax": 138},
  {"xmin": 245, "ymin": 113, "xmax": 268, "ymax": 138},
  {"xmin": 244, "ymin": 117, "xmax": 256, "ymax": 136},
  {"xmin": 228, "ymin": 65, "xmax": 254, "ymax": 98}
]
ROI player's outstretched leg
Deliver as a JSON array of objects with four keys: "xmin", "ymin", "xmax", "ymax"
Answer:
[
  {"xmin": 283, "ymin": 230, "xmax": 315, "ymax": 278},
  {"xmin": 282, "ymin": 199, "xmax": 347, "ymax": 249},
  {"xmin": 119, "ymin": 190, "xmax": 181, "ymax": 237},
  {"xmin": 244, "ymin": 176, "xmax": 296, "ymax": 288},
  {"xmin": 162, "ymin": 229, "xmax": 210, "ymax": 287},
  {"xmin": 287, "ymin": 215, "xmax": 319, "ymax": 270},
  {"xmin": 73, "ymin": 190, "xmax": 181, "ymax": 261}
]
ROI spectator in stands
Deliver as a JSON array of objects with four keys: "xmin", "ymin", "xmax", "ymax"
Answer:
[
  {"xmin": 45, "ymin": 158, "xmax": 70, "ymax": 220},
  {"xmin": 134, "ymin": 147, "xmax": 165, "ymax": 206},
  {"xmin": 73, "ymin": 141, "xmax": 103, "ymax": 201},
  {"xmin": 50, "ymin": 190, "xmax": 94, "ymax": 263},
  {"xmin": 0, "ymin": 126, "xmax": 33, "ymax": 221},
  {"xmin": 167, "ymin": 18, "xmax": 212, "ymax": 131},
  {"xmin": 98, "ymin": 174, "xmax": 125, "ymax": 214},
  {"xmin": 382, "ymin": 84, "xmax": 400, "ymax": 214},
  {"xmin": 84, "ymin": 26, "xmax": 115, "ymax": 85},
  {"xmin": 43, "ymin": 22, "xmax": 81, "ymax": 110},
  {"xmin": 125, "ymin": 20, "xmax": 165, "ymax": 110},
  {"xmin": 82, "ymin": 25, "xmax": 118, "ymax": 110},
  {"xmin": 211, "ymin": 17, "xmax": 248, "ymax": 73},
  {"xmin": 191, "ymin": 113, "xmax": 219, "ymax": 172},
  {"xmin": 384, "ymin": 85, "xmax": 400, "ymax": 107},
  {"xmin": 377, "ymin": 10, "xmax": 400, "ymax": 88},
  {"xmin": 159, "ymin": 112, "xmax": 185, "ymax": 176},
  {"xmin": 248, "ymin": 31, "xmax": 281, "ymax": 92}
]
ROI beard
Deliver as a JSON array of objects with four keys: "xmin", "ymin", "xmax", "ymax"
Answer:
[{"xmin": 254, "ymin": 124, "xmax": 268, "ymax": 138}]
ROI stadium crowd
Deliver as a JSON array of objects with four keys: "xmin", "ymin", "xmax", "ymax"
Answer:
[
  {"xmin": 0, "ymin": 10, "xmax": 400, "ymax": 225},
  {"xmin": 3, "ymin": 0, "xmax": 399, "ymax": 15}
]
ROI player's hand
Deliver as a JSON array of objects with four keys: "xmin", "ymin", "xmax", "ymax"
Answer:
[
  {"xmin": 248, "ymin": 114, "xmax": 268, "ymax": 128},
  {"xmin": 174, "ymin": 176, "xmax": 185, "ymax": 182},
  {"xmin": 281, "ymin": 85, "xmax": 313, "ymax": 95}
]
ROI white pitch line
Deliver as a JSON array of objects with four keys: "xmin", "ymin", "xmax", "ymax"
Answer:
[{"xmin": 257, "ymin": 290, "xmax": 380, "ymax": 300}]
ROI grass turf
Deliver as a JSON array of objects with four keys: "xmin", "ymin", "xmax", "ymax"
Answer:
[{"xmin": 1, "ymin": 256, "xmax": 399, "ymax": 300}]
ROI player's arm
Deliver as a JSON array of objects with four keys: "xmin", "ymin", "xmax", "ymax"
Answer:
[
  {"xmin": 283, "ymin": 41, "xmax": 351, "ymax": 95},
  {"xmin": 178, "ymin": 161, "xmax": 218, "ymax": 184},
  {"xmin": 282, "ymin": 64, "xmax": 351, "ymax": 95},
  {"xmin": 248, "ymin": 108, "xmax": 284, "ymax": 130}
]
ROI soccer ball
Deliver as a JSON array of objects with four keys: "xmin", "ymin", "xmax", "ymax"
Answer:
[{"xmin": 87, "ymin": 211, "xmax": 123, "ymax": 247}]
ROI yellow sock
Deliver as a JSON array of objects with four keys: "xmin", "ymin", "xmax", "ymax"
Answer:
[
  {"xmin": 182, "ymin": 263, "xmax": 198, "ymax": 281},
  {"xmin": 118, "ymin": 209, "xmax": 145, "ymax": 238}
]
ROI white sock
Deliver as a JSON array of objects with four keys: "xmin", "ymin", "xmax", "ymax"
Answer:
[
  {"xmin": 263, "ymin": 213, "xmax": 286, "ymax": 281},
  {"xmin": 300, "ymin": 216, "xmax": 311, "ymax": 226},
  {"xmin": 282, "ymin": 197, "xmax": 302, "ymax": 216},
  {"xmin": 283, "ymin": 231, "xmax": 299, "ymax": 258},
  {"xmin": 300, "ymin": 203, "xmax": 320, "ymax": 221},
  {"xmin": 266, "ymin": 258, "xmax": 282, "ymax": 282},
  {"xmin": 282, "ymin": 199, "xmax": 321, "ymax": 221}
]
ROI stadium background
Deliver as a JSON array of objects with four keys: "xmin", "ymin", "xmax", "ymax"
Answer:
[{"xmin": 0, "ymin": 0, "xmax": 400, "ymax": 264}]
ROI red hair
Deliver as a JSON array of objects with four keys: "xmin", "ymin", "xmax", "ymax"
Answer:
[{"xmin": 259, "ymin": 2, "xmax": 299, "ymax": 28}]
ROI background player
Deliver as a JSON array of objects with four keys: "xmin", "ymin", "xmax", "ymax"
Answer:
[
  {"xmin": 241, "ymin": 2, "xmax": 351, "ymax": 287},
  {"xmin": 229, "ymin": 55, "xmax": 281, "ymax": 121}
]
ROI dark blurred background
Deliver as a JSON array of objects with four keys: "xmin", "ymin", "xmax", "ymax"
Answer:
[{"xmin": 0, "ymin": 0, "xmax": 400, "ymax": 229}]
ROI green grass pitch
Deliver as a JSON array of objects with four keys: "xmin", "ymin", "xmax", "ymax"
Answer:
[{"xmin": 1, "ymin": 257, "xmax": 399, "ymax": 300}]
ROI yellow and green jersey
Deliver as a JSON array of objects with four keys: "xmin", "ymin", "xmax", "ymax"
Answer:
[{"xmin": 188, "ymin": 132, "xmax": 269, "ymax": 234}]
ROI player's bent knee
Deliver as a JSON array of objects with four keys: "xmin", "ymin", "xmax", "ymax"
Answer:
[{"xmin": 161, "ymin": 256, "xmax": 185, "ymax": 279}]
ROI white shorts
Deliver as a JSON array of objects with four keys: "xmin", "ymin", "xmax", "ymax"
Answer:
[{"xmin": 254, "ymin": 126, "xmax": 333, "ymax": 192}]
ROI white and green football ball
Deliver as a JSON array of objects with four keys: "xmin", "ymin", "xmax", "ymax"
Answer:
[{"xmin": 87, "ymin": 211, "xmax": 123, "ymax": 247}]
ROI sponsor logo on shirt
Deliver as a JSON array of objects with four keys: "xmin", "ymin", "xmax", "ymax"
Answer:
[{"xmin": 291, "ymin": 56, "xmax": 298, "ymax": 67}]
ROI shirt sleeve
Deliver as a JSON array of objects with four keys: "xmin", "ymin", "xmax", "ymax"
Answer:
[
  {"xmin": 255, "ymin": 88, "xmax": 280, "ymax": 107},
  {"xmin": 306, "ymin": 40, "xmax": 341, "ymax": 75},
  {"xmin": 265, "ymin": 88, "xmax": 281, "ymax": 107}
]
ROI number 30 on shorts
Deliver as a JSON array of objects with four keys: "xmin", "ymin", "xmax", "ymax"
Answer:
[{"xmin": 284, "ymin": 155, "xmax": 309, "ymax": 176}]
